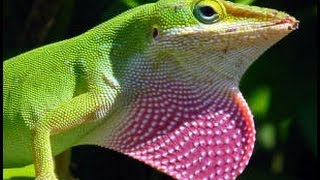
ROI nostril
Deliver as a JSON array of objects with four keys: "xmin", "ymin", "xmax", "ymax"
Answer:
[
  {"xmin": 290, "ymin": 21, "xmax": 299, "ymax": 30},
  {"xmin": 152, "ymin": 27, "xmax": 159, "ymax": 39},
  {"xmin": 277, "ymin": 17, "xmax": 299, "ymax": 30}
]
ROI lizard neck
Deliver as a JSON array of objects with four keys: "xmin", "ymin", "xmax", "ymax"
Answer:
[{"xmin": 122, "ymin": 42, "xmax": 269, "ymax": 92}]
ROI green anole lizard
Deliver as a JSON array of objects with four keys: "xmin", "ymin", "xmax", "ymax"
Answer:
[{"xmin": 3, "ymin": 0, "xmax": 298, "ymax": 179}]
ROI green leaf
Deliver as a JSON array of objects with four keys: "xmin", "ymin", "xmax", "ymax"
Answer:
[
  {"xmin": 3, "ymin": 164, "xmax": 35, "ymax": 180},
  {"xmin": 234, "ymin": 0, "xmax": 256, "ymax": 5},
  {"xmin": 122, "ymin": 0, "xmax": 140, "ymax": 8},
  {"xmin": 248, "ymin": 86, "xmax": 271, "ymax": 118}
]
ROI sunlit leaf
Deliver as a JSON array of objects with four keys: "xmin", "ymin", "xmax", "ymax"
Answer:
[
  {"xmin": 235, "ymin": 0, "xmax": 256, "ymax": 5},
  {"xmin": 248, "ymin": 86, "xmax": 271, "ymax": 118},
  {"xmin": 3, "ymin": 164, "xmax": 35, "ymax": 180}
]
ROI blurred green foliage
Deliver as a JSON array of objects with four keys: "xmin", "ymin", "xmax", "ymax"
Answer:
[{"xmin": 3, "ymin": 0, "xmax": 316, "ymax": 179}]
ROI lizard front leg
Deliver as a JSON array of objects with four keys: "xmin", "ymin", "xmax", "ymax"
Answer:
[{"xmin": 31, "ymin": 92, "xmax": 113, "ymax": 180}]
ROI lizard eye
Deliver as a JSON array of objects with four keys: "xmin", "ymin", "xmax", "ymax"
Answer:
[{"xmin": 193, "ymin": 0, "xmax": 223, "ymax": 24}]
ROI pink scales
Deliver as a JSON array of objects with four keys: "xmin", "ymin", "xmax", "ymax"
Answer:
[{"xmin": 106, "ymin": 80, "xmax": 255, "ymax": 180}]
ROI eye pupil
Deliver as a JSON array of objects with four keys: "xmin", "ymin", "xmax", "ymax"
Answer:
[{"xmin": 199, "ymin": 6, "xmax": 215, "ymax": 17}]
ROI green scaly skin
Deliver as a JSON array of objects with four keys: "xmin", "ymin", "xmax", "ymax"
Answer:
[{"xmin": 3, "ymin": 0, "xmax": 298, "ymax": 179}]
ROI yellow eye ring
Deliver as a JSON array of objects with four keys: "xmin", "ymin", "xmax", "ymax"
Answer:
[{"xmin": 193, "ymin": 0, "xmax": 224, "ymax": 24}]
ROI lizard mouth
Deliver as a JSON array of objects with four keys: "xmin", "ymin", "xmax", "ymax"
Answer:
[
  {"xmin": 222, "ymin": 16, "xmax": 299, "ymax": 35},
  {"xmin": 260, "ymin": 17, "xmax": 299, "ymax": 30}
]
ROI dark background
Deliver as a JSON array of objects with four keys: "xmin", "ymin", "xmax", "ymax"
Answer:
[{"xmin": 3, "ymin": 0, "xmax": 317, "ymax": 179}]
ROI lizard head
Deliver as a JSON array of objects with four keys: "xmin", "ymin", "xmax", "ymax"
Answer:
[
  {"xmin": 148, "ymin": 0, "xmax": 298, "ymax": 84},
  {"xmin": 95, "ymin": 0, "xmax": 298, "ymax": 179}
]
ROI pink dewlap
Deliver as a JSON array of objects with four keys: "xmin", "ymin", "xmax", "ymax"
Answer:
[{"xmin": 107, "ymin": 80, "xmax": 255, "ymax": 180}]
